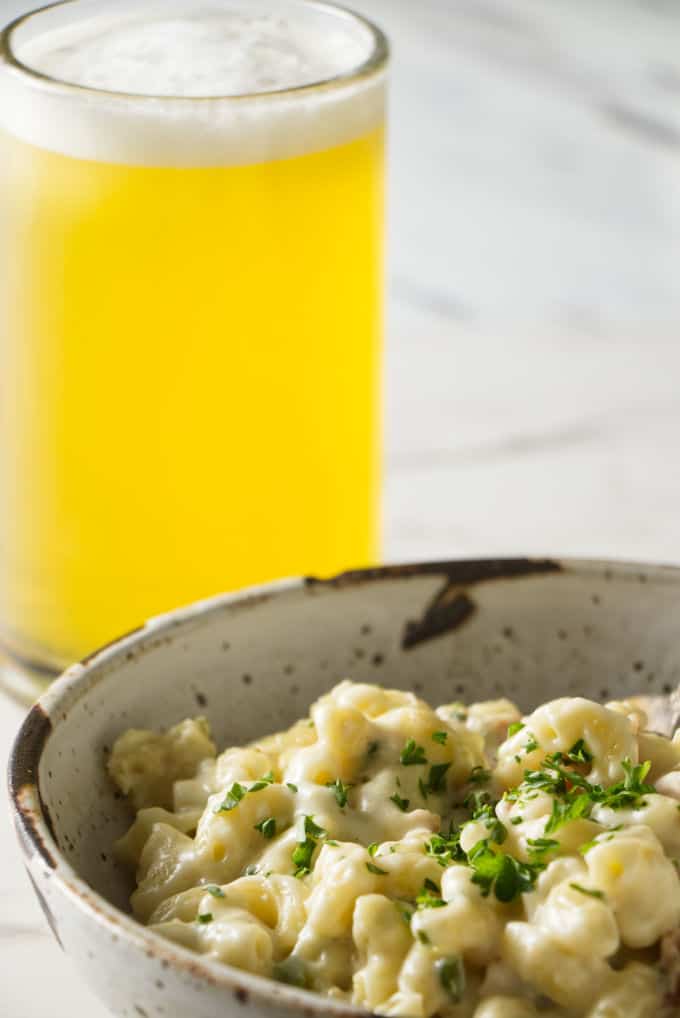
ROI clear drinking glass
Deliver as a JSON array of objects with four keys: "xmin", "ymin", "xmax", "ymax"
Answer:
[{"xmin": 0, "ymin": 0, "xmax": 388, "ymax": 700}]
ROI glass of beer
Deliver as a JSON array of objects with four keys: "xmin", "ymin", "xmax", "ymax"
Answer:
[{"xmin": 0, "ymin": 0, "xmax": 387, "ymax": 699}]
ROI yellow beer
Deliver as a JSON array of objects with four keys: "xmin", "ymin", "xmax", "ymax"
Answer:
[{"xmin": 0, "ymin": 0, "xmax": 387, "ymax": 687}]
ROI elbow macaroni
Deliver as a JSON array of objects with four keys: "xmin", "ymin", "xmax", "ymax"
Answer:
[{"xmin": 109, "ymin": 680, "xmax": 680, "ymax": 1017}]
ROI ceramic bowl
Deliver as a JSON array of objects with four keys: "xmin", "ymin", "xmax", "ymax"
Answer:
[{"xmin": 9, "ymin": 557, "xmax": 680, "ymax": 1018}]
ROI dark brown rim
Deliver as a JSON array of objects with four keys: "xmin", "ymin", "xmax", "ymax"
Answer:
[
  {"xmin": 0, "ymin": 0, "xmax": 389, "ymax": 101},
  {"xmin": 9, "ymin": 554, "xmax": 680, "ymax": 1016}
]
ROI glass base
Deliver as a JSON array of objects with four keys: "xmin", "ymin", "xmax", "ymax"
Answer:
[{"xmin": 0, "ymin": 646, "xmax": 60, "ymax": 706}]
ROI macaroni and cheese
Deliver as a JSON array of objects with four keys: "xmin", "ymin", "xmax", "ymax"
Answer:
[{"xmin": 109, "ymin": 681, "xmax": 680, "ymax": 1017}]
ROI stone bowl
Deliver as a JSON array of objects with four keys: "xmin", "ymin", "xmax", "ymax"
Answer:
[{"xmin": 9, "ymin": 558, "xmax": 680, "ymax": 1018}]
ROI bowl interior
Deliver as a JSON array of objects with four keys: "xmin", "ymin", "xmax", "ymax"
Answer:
[{"xmin": 30, "ymin": 560, "xmax": 680, "ymax": 914}]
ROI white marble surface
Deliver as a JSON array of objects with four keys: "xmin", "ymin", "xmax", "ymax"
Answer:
[{"xmin": 3, "ymin": 0, "xmax": 680, "ymax": 1014}]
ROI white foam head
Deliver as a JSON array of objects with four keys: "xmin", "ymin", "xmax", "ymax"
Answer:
[{"xmin": 0, "ymin": 0, "xmax": 387, "ymax": 165}]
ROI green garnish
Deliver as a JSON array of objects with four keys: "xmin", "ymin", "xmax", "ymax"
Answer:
[
  {"xmin": 467, "ymin": 840, "xmax": 542, "ymax": 902},
  {"xmin": 417, "ymin": 930, "xmax": 431, "ymax": 945},
  {"xmin": 206, "ymin": 885, "xmax": 225, "ymax": 898},
  {"xmin": 570, "ymin": 882, "xmax": 605, "ymax": 900},
  {"xmin": 431, "ymin": 731, "xmax": 448, "ymax": 745},
  {"xmin": 606, "ymin": 759, "xmax": 654, "ymax": 809},
  {"xmin": 468, "ymin": 798, "xmax": 507, "ymax": 845},
  {"xmin": 292, "ymin": 815, "xmax": 326, "ymax": 877},
  {"xmin": 463, "ymin": 789, "xmax": 492, "ymax": 814},
  {"xmin": 507, "ymin": 721, "xmax": 525, "ymax": 738},
  {"xmin": 216, "ymin": 782, "xmax": 247, "ymax": 812},
  {"xmin": 506, "ymin": 754, "xmax": 653, "ymax": 831},
  {"xmin": 286, "ymin": 783, "xmax": 298, "ymax": 793},
  {"xmin": 567, "ymin": 739, "xmax": 593, "ymax": 765},
  {"xmin": 273, "ymin": 958, "xmax": 308, "ymax": 988},
  {"xmin": 416, "ymin": 878, "xmax": 446, "ymax": 909},
  {"xmin": 436, "ymin": 957, "xmax": 465, "ymax": 1003},
  {"xmin": 468, "ymin": 766, "xmax": 491, "ymax": 785},
  {"xmin": 215, "ymin": 772, "xmax": 275, "ymax": 812},
  {"xmin": 523, "ymin": 733, "xmax": 539, "ymax": 755},
  {"xmin": 396, "ymin": 902, "xmax": 413, "ymax": 925},
  {"xmin": 390, "ymin": 792, "xmax": 410, "ymax": 812},
  {"xmin": 249, "ymin": 771, "xmax": 275, "ymax": 792},
  {"xmin": 422, "ymin": 762, "xmax": 451, "ymax": 795},
  {"xmin": 326, "ymin": 778, "xmax": 353, "ymax": 809},
  {"xmin": 425, "ymin": 828, "xmax": 465, "ymax": 867},
  {"xmin": 367, "ymin": 842, "xmax": 379, "ymax": 857},
  {"xmin": 366, "ymin": 861, "xmax": 388, "ymax": 875},
  {"xmin": 196, "ymin": 912, "xmax": 213, "ymax": 924},
  {"xmin": 254, "ymin": 817, "xmax": 277, "ymax": 839},
  {"xmin": 400, "ymin": 738, "xmax": 427, "ymax": 766},
  {"xmin": 526, "ymin": 837, "xmax": 559, "ymax": 861},
  {"xmin": 544, "ymin": 793, "xmax": 593, "ymax": 834}
]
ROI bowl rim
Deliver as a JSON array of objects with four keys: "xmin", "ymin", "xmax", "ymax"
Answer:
[{"xmin": 8, "ymin": 554, "xmax": 680, "ymax": 1015}]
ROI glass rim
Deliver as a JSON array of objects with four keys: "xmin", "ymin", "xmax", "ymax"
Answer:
[{"xmin": 0, "ymin": 0, "xmax": 389, "ymax": 102}]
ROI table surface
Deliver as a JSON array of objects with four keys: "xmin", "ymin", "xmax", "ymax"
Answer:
[{"xmin": 3, "ymin": 0, "xmax": 680, "ymax": 1014}]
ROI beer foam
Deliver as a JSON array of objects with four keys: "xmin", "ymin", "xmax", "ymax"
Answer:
[{"xmin": 0, "ymin": 0, "xmax": 386, "ymax": 165}]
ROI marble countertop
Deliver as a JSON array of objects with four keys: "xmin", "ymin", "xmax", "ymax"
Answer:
[{"xmin": 3, "ymin": 0, "xmax": 680, "ymax": 1014}]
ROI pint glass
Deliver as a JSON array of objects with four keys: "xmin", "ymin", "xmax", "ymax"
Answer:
[{"xmin": 0, "ymin": 0, "xmax": 387, "ymax": 696}]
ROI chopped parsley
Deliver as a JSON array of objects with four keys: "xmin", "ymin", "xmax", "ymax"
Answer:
[
  {"xmin": 400, "ymin": 738, "xmax": 427, "ymax": 766},
  {"xmin": 431, "ymin": 731, "xmax": 448, "ymax": 745},
  {"xmin": 424, "ymin": 828, "xmax": 466, "ymax": 867},
  {"xmin": 416, "ymin": 878, "xmax": 446, "ymax": 909},
  {"xmin": 506, "ymin": 754, "xmax": 653, "ymax": 831},
  {"xmin": 216, "ymin": 781, "xmax": 247, "ymax": 812},
  {"xmin": 423, "ymin": 762, "xmax": 451, "ymax": 795},
  {"xmin": 390, "ymin": 792, "xmax": 410, "ymax": 812},
  {"xmin": 507, "ymin": 721, "xmax": 525, "ymax": 738},
  {"xmin": 467, "ymin": 840, "xmax": 542, "ymax": 902},
  {"xmin": 544, "ymin": 792, "xmax": 593, "ymax": 834},
  {"xmin": 604, "ymin": 759, "xmax": 654, "ymax": 809},
  {"xmin": 206, "ymin": 885, "xmax": 225, "ymax": 898},
  {"xmin": 366, "ymin": 861, "xmax": 388, "ymax": 875},
  {"xmin": 570, "ymin": 882, "xmax": 605, "ymax": 900},
  {"xmin": 526, "ymin": 837, "xmax": 559, "ymax": 862},
  {"xmin": 215, "ymin": 772, "xmax": 275, "ymax": 812},
  {"xmin": 273, "ymin": 958, "xmax": 308, "ymax": 988},
  {"xmin": 464, "ymin": 789, "xmax": 493, "ymax": 814},
  {"xmin": 468, "ymin": 798, "xmax": 506, "ymax": 845},
  {"xmin": 436, "ymin": 956, "xmax": 465, "ymax": 1003},
  {"xmin": 292, "ymin": 815, "xmax": 326, "ymax": 877},
  {"xmin": 326, "ymin": 778, "xmax": 353, "ymax": 809},
  {"xmin": 468, "ymin": 766, "xmax": 491, "ymax": 785},
  {"xmin": 254, "ymin": 817, "xmax": 277, "ymax": 839},
  {"xmin": 249, "ymin": 771, "xmax": 275, "ymax": 792},
  {"xmin": 396, "ymin": 902, "xmax": 413, "ymax": 925},
  {"xmin": 579, "ymin": 832, "xmax": 616, "ymax": 855},
  {"xmin": 196, "ymin": 912, "xmax": 213, "ymax": 924},
  {"xmin": 367, "ymin": 842, "xmax": 379, "ymax": 857},
  {"xmin": 417, "ymin": 930, "xmax": 431, "ymax": 945},
  {"xmin": 567, "ymin": 739, "xmax": 593, "ymax": 765},
  {"xmin": 523, "ymin": 733, "xmax": 539, "ymax": 755},
  {"xmin": 286, "ymin": 783, "xmax": 298, "ymax": 793}
]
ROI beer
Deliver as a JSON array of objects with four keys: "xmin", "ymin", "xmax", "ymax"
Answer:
[{"xmin": 0, "ymin": 1, "xmax": 387, "ymax": 693}]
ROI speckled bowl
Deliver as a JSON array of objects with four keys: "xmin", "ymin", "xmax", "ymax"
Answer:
[{"xmin": 9, "ymin": 558, "xmax": 680, "ymax": 1018}]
